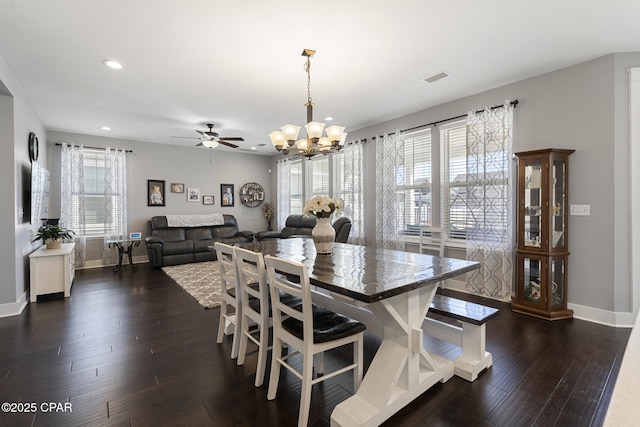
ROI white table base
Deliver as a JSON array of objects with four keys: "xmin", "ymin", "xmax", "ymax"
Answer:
[{"xmin": 331, "ymin": 284, "xmax": 454, "ymax": 427}]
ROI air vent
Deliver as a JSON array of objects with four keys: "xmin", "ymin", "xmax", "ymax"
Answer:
[{"xmin": 422, "ymin": 71, "xmax": 450, "ymax": 84}]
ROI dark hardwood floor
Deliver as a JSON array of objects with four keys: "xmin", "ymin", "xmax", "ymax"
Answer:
[{"xmin": 0, "ymin": 263, "xmax": 630, "ymax": 427}]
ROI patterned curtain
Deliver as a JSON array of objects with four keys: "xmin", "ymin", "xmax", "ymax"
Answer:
[
  {"xmin": 375, "ymin": 131, "xmax": 404, "ymax": 250},
  {"xmin": 276, "ymin": 159, "xmax": 291, "ymax": 230},
  {"xmin": 465, "ymin": 101, "xmax": 514, "ymax": 299},
  {"xmin": 102, "ymin": 148, "xmax": 128, "ymax": 265},
  {"xmin": 334, "ymin": 141, "xmax": 365, "ymax": 245},
  {"xmin": 60, "ymin": 143, "xmax": 87, "ymax": 267}
]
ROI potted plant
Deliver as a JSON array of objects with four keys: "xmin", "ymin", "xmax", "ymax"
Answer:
[{"xmin": 32, "ymin": 224, "xmax": 75, "ymax": 249}]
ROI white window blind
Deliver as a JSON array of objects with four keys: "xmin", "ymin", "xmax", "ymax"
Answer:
[
  {"xmin": 398, "ymin": 129, "xmax": 432, "ymax": 236},
  {"xmin": 441, "ymin": 121, "xmax": 469, "ymax": 241},
  {"xmin": 289, "ymin": 160, "xmax": 303, "ymax": 214},
  {"xmin": 72, "ymin": 151, "xmax": 122, "ymax": 236},
  {"xmin": 305, "ymin": 157, "xmax": 329, "ymax": 198}
]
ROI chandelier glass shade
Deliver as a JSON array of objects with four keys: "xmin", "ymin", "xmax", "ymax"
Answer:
[{"xmin": 270, "ymin": 49, "xmax": 347, "ymax": 158}]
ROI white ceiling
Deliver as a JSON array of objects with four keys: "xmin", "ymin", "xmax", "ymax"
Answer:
[{"xmin": 1, "ymin": 1, "xmax": 639, "ymax": 155}]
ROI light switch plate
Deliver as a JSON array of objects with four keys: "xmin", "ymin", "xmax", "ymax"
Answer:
[{"xmin": 570, "ymin": 204, "xmax": 590, "ymax": 216}]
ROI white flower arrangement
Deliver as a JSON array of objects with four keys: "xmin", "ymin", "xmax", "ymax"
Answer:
[{"xmin": 303, "ymin": 196, "xmax": 344, "ymax": 219}]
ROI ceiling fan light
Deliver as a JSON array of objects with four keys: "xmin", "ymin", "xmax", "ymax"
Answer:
[
  {"xmin": 305, "ymin": 121, "xmax": 325, "ymax": 139},
  {"xmin": 325, "ymin": 125, "xmax": 345, "ymax": 142},
  {"xmin": 201, "ymin": 139, "xmax": 219, "ymax": 148},
  {"xmin": 281, "ymin": 124, "xmax": 301, "ymax": 142}
]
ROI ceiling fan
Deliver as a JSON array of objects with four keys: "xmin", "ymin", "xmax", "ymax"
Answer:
[{"xmin": 172, "ymin": 123, "xmax": 244, "ymax": 149}]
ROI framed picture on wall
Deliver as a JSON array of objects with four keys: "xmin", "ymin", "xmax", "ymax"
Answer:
[
  {"xmin": 221, "ymin": 184, "xmax": 234, "ymax": 207},
  {"xmin": 187, "ymin": 187, "xmax": 200, "ymax": 202},
  {"xmin": 171, "ymin": 183, "xmax": 184, "ymax": 193},
  {"xmin": 148, "ymin": 179, "xmax": 166, "ymax": 206},
  {"xmin": 202, "ymin": 195, "xmax": 215, "ymax": 205}
]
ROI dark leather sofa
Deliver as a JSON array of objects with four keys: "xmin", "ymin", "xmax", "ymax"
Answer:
[
  {"xmin": 145, "ymin": 215, "xmax": 254, "ymax": 267},
  {"xmin": 255, "ymin": 214, "xmax": 352, "ymax": 243}
]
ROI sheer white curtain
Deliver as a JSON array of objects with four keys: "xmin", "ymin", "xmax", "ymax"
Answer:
[
  {"xmin": 102, "ymin": 148, "xmax": 128, "ymax": 266},
  {"xmin": 333, "ymin": 141, "xmax": 364, "ymax": 244},
  {"xmin": 465, "ymin": 102, "xmax": 514, "ymax": 299},
  {"xmin": 375, "ymin": 131, "xmax": 404, "ymax": 250},
  {"xmin": 276, "ymin": 159, "xmax": 291, "ymax": 230},
  {"xmin": 60, "ymin": 143, "xmax": 87, "ymax": 267}
]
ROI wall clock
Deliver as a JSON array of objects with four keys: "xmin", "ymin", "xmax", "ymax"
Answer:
[{"xmin": 28, "ymin": 132, "xmax": 39, "ymax": 162}]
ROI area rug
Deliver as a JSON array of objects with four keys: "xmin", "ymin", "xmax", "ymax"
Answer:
[{"xmin": 162, "ymin": 261, "xmax": 223, "ymax": 309}]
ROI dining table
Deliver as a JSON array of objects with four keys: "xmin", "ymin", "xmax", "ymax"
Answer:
[{"xmin": 237, "ymin": 238, "xmax": 480, "ymax": 427}]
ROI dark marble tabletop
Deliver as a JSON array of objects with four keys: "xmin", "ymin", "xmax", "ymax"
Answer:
[{"xmin": 237, "ymin": 239, "xmax": 480, "ymax": 303}]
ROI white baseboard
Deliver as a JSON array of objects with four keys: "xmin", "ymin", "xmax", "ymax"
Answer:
[
  {"xmin": 78, "ymin": 256, "xmax": 149, "ymax": 270},
  {"xmin": 0, "ymin": 290, "xmax": 28, "ymax": 318},
  {"xmin": 569, "ymin": 302, "xmax": 635, "ymax": 328},
  {"xmin": 442, "ymin": 279, "xmax": 633, "ymax": 328}
]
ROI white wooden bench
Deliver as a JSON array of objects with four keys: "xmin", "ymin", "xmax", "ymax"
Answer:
[
  {"xmin": 309, "ymin": 289, "xmax": 498, "ymax": 382},
  {"xmin": 422, "ymin": 294, "xmax": 499, "ymax": 382}
]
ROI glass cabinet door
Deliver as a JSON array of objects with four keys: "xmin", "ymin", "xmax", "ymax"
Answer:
[
  {"xmin": 550, "ymin": 256, "xmax": 566, "ymax": 307},
  {"xmin": 523, "ymin": 158, "xmax": 543, "ymax": 249},
  {"xmin": 551, "ymin": 158, "xmax": 567, "ymax": 249},
  {"xmin": 522, "ymin": 255, "xmax": 542, "ymax": 305}
]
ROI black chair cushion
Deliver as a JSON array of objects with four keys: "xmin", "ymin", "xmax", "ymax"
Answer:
[
  {"xmin": 281, "ymin": 306, "xmax": 366, "ymax": 343},
  {"xmin": 248, "ymin": 293, "xmax": 301, "ymax": 316},
  {"xmin": 226, "ymin": 282, "xmax": 260, "ymax": 298}
]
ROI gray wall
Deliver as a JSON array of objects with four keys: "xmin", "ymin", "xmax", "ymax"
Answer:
[
  {"xmin": 47, "ymin": 132, "xmax": 273, "ymax": 265},
  {"xmin": 335, "ymin": 53, "xmax": 636, "ymax": 321},
  {"xmin": 0, "ymin": 54, "xmax": 47, "ymax": 313}
]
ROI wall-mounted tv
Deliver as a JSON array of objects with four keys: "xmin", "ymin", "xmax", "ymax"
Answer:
[{"xmin": 31, "ymin": 162, "xmax": 50, "ymax": 225}]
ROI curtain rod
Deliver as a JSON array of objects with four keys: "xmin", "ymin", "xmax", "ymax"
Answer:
[
  {"xmin": 400, "ymin": 99, "xmax": 519, "ymax": 134},
  {"xmin": 54, "ymin": 142, "xmax": 133, "ymax": 153}
]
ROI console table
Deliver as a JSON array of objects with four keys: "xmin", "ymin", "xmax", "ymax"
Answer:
[{"xmin": 29, "ymin": 243, "xmax": 75, "ymax": 302}]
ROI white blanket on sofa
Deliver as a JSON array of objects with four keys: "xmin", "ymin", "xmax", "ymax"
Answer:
[{"xmin": 166, "ymin": 214, "xmax": 225, "ymax": 227}]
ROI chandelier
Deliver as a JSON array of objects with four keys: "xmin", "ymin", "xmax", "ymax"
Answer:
[{"xmin": 269, "ymin": 49, "xmax": 347, "ymax": 158}]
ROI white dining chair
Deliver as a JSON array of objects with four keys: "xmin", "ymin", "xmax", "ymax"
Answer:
[
  {"xmin": 214, "ymin": 242, "xmax": 242, "ymax": 359},
  {"xmin": 264, "ymin": 255, "xmax": 366, "ymax": 427},
  {"xmin": 419, "ymin": 226, "xmax": 445, "ymax": 257},
  {"xmin": 234, "ymin": 246, "xmax": 273, "ymax": 387}
]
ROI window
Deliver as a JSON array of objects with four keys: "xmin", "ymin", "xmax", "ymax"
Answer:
[
  {"xmin": 397, "ymin": 130, "xmax": 432, "ymax": 236},
  {"xmin": 305, "ymin": 157, "xmax": 329, "ymax": 199},
  {"xmin": 289, "ymin": 160, "xmax": 303, "ymax": 215},
  {"xmin": 441, "ymin": 121, "xmax": 469, "ymax": 241},
  {"xmin": 70, "ymin": 150, "xmax": 123, "ymax": 236}
]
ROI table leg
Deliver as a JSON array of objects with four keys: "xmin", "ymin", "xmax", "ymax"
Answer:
[
  {"xmin": 331, "ymin": 283, "xmax": 453, "ymax": 427},
  {"xmin": 112, "ymin": 243, "xmax": 125, "ymax": 272},
  {"xmin": 128, "ymin": 241, "xmax": 139, "ymax": 270}
]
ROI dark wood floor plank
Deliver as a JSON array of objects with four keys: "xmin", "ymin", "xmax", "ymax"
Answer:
[{"xmin": 0, "ymin": 264, "xmax": 630, "ymax": 427}]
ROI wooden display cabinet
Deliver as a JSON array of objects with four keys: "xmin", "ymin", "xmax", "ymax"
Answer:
[{"xmin": 511, "ymin": 148, "xmax": 574, "ymax": 320}]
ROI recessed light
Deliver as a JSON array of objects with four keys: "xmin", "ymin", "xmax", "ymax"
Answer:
[
  {"xmin": 103, "ymin": 59, "xmax": 123, "ymax": 70},
  {"xmin": 250, "ymin": 147, "xmax": 257, "ymax": 150},
  {"xmin": 324, "ymin": 116, "xmax": 334, "ymax": 121},
  {"xmin": 422, "ymin": 71, "xmax": 450, "ymax": 84},
  {"xmin": 101, "ymin": 126, "xmax": 111, "ymax": 131}
]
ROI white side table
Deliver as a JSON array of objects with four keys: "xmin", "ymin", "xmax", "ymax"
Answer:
[{"xmin": 29, "ymin": 242, "xmax": 75, "ymax": 302}]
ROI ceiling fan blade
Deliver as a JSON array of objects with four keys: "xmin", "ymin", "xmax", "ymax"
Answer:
[
  {"xmin": 219, "ymin": 137, "xmax": 244, "ymax": 141},
  {"xmin": 196, "ymin": 130, "xmax": 209, "ymax": 138},
  {"xmin": 219, "ymin": 141, "xmax": 239, "ymax": 149},
  {"xmin": 195, "ymin": 142, "xmax": 204, "ymax": 147}
]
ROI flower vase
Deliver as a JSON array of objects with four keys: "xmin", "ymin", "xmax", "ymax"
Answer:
[{"xmin": 312, "ymin": 217, "xmax": 335, "ymax": 254}]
